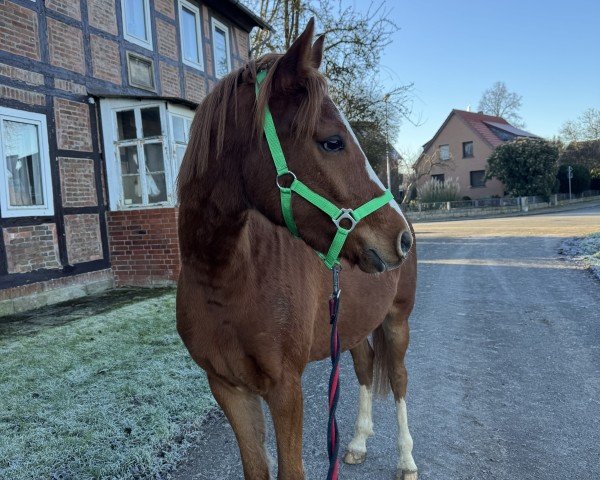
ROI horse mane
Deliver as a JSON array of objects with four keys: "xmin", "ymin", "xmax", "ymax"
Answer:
[{"xmin": 177, "ymin": 53, "xmax": 327, "ymax": 198}]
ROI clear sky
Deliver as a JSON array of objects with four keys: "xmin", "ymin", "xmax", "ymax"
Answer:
[{"xmin": 346, "ymin": 0, "xmax": 600, "ymax": 155}]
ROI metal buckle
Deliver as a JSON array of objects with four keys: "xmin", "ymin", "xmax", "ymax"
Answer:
[
  {"xmin": 333, "ymin": 208, "xmax": 357, "ymax": 232},
  {"xmin": 276, "ymin": 171, "xmax": 297, "ymax": 190}
]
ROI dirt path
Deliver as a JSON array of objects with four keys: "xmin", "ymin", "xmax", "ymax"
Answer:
[{"xmin": 173, "ymin": 204, "xmax": 600, "ymax": 480}]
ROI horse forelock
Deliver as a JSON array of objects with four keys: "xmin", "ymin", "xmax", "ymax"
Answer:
[{"xmin": 177, "ymin": 54, "xmax": 327, "ymax": 201}]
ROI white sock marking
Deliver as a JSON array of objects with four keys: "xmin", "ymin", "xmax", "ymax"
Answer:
[
  {"xmin": 396, "ymin": 398, "xmax": 417, "ymax": 472},
  {"xmin": 347, "ymin": 385, "xmax": 374, "ymax": 454}
]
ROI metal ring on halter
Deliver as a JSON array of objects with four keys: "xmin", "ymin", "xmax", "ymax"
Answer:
[
  {"xmin": 333, "ymin": 208, "xmax": 358, "ymax": 233},
  {"xmin": 276, "ymin": 171, "xmax": 297, "ymax": 190}
]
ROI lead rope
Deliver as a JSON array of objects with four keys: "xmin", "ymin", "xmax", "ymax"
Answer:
[{"xmin": 327, "ymin": 265, "xmax": 342, "ymax": 480}]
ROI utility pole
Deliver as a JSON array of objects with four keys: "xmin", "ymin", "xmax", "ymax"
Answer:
[
  {"xmin": 383, "ymin": 93, "xmax": 391, "ymax": 189},
  {"xmin": 568, "ymin": 165, "xmax": 573, "ymax": 200}
]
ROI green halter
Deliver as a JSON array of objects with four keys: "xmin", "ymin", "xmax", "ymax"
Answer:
[{"xmin": 255, "ymin": 70, "xmax": 394, "ymax": 269}]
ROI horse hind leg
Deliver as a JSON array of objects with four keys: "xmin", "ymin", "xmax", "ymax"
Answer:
[
  {"xmin": 344, "ymin": 339, "xmax": 375, "ymax": 465},
  {"xmin": 376, "ymin": 312, "xmax": 418, "ymax": 480},
  {"xmin": 207, "ymin": 374, "xmax": 271, "ymax": 480}
]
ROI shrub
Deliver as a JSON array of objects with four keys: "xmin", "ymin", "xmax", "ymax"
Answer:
[
  {"xmin": 486, "ymin": 138, "xmax": 559, "ymax": 197},
  {"xmin": 557, "ymin": 164, "xmax": 591, "ymax": 194},
  {"xmin": 417, "ymin": 177, "xmax": 461, "ymax": 203}
]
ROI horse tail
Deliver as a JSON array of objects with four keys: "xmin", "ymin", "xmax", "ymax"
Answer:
[{"xmin": 372, "ymin": 323, "xmax": 391, "ymax": 397}]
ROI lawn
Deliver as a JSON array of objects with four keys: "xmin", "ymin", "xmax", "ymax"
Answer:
[
  {"xmin": 0, "ymin": 291, "xmax": 214, "ymax": 479},
  {"xmin": 561, "ymin": 231, "xmax": 600, "ymax": 279}
]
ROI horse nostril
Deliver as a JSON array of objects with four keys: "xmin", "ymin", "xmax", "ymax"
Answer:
[{"xmin": 398, "ymin": 230, "xmax": 413, "ymax": 257}]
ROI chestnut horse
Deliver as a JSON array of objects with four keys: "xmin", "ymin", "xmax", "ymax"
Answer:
[{"xmin": 176, "ymin": 19, "xmax": 418, "ymax": 480}]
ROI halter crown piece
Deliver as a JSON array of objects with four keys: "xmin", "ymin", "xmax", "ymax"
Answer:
[{"xmin": 255, "ymin": 70, "xmax": 394, "ymax": 269}]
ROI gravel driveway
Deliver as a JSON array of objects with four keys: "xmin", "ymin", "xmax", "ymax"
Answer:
[{"xmin": 173, "ymin": 204, "xmax": 600, "ymax": 480}]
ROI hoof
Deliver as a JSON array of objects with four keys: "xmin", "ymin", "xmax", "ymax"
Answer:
[
  {"xmin": 396, "ymin": 470, "xmax": 418, "ymax": 480},
  {"xmin": 343, "ymin": 449, "xmax": 366, "ymax": 465}
]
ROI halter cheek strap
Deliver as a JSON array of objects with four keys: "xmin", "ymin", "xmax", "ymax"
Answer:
[{"xmin": 255, "ymin": 70, "xmax": 394, "ymax": 269}]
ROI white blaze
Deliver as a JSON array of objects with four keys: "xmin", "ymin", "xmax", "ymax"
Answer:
[{"xmin": 335, "ymin": 105, "xmax": 407, "ymax": 221}]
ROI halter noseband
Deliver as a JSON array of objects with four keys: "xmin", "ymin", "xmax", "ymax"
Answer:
[{"xmin": 255, "ymin": 70, "xmax": 394, "ymax": 269}]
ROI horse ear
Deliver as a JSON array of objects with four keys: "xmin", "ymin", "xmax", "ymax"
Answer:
[
  {"xmin": 311, "ymin": 34, "xmax": 325, "ymax": 69},
  {"xmin": 277, "ymin": 18, "xmax": 316, "ymax": 85}
]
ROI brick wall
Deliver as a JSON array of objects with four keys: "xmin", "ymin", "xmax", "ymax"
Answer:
[
  {"xmin": 0, "ymin": 84, "xmax": 45, "ymax": 106},
  {"xmin": 107, "ymin": 208, "xmax": 180, "ymax": 286},
  {"xmin": 47, "ymin": 18, "xmax": 85, "ymax": 74},
  {"xmin": 0, "ymin": 63, "xmax": 44, "ymax": 86},
  {"xmin": 46, "ymin": 0, "xmax": 81, "ymax": 20},
  {"xmin": 54, "ymin": 98, "xmax": 93, "ymax": 151},
  {"xmin": 3, "ymin": 225, "xmax": 61, "ymax": 274},
  {"xmin": 59, "ymin": 157, "xmax": 98, "ymax": 207},
  {"xmin": 64, "ymin": 214, "xmax": 103, "ymax": 264},
  {"xmin": 0, "ymin": 0, "xmax": 40, "ymax": 60},
  {"xmin": 87, "ymin": 0, "xmax": 117, "ymax": 35},
  {"xmin": 90, "ymin": 35, "xmax": 121, "ymax": 84},
  {"xmin": 155, "ymin": 0, "xmax": 174, "ymax": 18},
  {"xmin": 156, "ymin": 18, "xmax": 178, "ymax": 61},
  {"xmin": 184, "ymin": 70, "xmax": 206, "ymax": 104},
  {"xmin": 160, "ymin": 62, "xmax": 180, "ymax": 97}
]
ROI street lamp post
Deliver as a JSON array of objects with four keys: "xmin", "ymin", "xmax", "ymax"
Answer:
[{"xmin": 383, "ymin": 93, "xmax": 391, "ymax": 190}]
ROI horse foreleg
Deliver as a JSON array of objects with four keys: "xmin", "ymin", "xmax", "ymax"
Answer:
[
  {"xmin": 264, "ymin": 374, "xmax": 305, "ymax": 480},
  {"xmin": 344, "ymin": 339, "xmax": 374, "ymax": 465},
  {"xmin": 208, "ymin": 374, "xmax": 271, "ymax": 480},
  {"xmin": 382, "ymin": 313, "xmax": 418, "ymax": 480}
]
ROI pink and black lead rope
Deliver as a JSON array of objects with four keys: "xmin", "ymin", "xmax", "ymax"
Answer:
[{"xmin": 327, "ymin": 265, "xmax": 342, "ymax": 480}]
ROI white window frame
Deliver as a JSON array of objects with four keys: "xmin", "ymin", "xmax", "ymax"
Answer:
[
  {"xmin": 439, "ymin": 144, "xmax": 450, "ymax": 161},
  {"xmin": 167, "ymin": 104, "xmax": 194, "ymax": 176},
  {"xmin": 100, "ymin": 99, "xmax": 173, "ymax": 210},
  {"xmin": 0, "ymin": 107, "xmax": 54, "ymax": 218},
  {"xmin": 211, "ymin": 18, "xmax": 232, "ymax": 79},
  {"xmin": 179, "ymin": 0, "xmax": 204, "ymax": 70},
  {"xmin": 122, "ymin": 0, "xmax": 153, "ymax": 50}
]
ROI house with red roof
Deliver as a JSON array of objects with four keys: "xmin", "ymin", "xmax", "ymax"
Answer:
[{"xmin": 415, "ymin": 109, "xmax": 539, "ymax": 199}]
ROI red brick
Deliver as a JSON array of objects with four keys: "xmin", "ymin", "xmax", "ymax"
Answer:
[
  {"xmin": 54, "ymin": 98, "xmax": 93, "ymax": 151},
  {"xmin": 0, "ymin": 63, "xmax": 44, "ymax": 85},
  {"xmin": 0, "ymin": 84, "xmax": 45, "ymax": 106},
  {"xmin": 184, "ymin": 70, "xmax": 206, "ymax": 104},
  {"xmin": 155, "ymin": 0, "xmax": 174, "ymax": 18},
  {"xmin": 59, "ymin": 157, "xmax": 98, "ymax": 207},
  {"xmin": 160, "ymin": 62, "xmax": 180, "ymax": 97},
  {"xmin": 156, "ymin": 18, "xmax": 178, "ymax": 60},
  {"xmin": 46, "ymin": 0, "xmax": 81, "ymax": 20},
  {"xmin": 90, "ymin": 35, "xmax": 121, "ymax": 84},
  {"xmin": 3, "ymin": 225, "xmax": 61, "ymax": 273},
  {"xmin": 47, "ymin": 18, "xmax": 85, "ymax": 74},
  {"xmin": 64, "ymin": 214, "xmax": 103, "ymax": 264},
  {"xmin": 0, "ymin": 0, "xmax": 40, "ymax": 60},
  {"xmin": 87, "ymin": 0, "xmax": 117, "ymax": 35}
]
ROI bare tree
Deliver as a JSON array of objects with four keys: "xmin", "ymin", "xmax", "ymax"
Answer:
[
  {"xmin": 478, "ymin": 81, "xmax": 524, "ymax": 127},
  {"xmin": 559, "ymin": 108, "xmax": 600, "ymax": 142},
  {"xmin": 399, "ymin": 149, "xmax": 456, "ymax": 204}
]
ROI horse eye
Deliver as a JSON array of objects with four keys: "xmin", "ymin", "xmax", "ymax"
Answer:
[{"xmin": 319, "ymin": 136, "xmax": 344, "ymax": 152}]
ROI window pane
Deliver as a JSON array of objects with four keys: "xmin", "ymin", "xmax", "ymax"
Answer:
[
  {"xmin": 141, "ymin": 107, "xmax": 161, "ymax": 137},
  {"xmin": 147, "ymin": 173, "xmax": 167, "ymax": 203},
  {"xmin": 175, "ymin": 145, "xmax": 186, "ymax": 167},
  {"xmin": 3, "ymin": 120, "xmax": 43, "ymax": 206},
  {"xmin": 122, "ymin": 175, "xmax": 142, "ymax": 205},
  {"xmin": 182, "ymin": 7, "xmax": 199, "ymax": 63},
  {"xmin": 125, "ymin": 0, "xmax": 148, "ymax": 41},
  {"xmin": 119, "ymin": 145, "xmax": 139, "ymax": 174},
  {"xmin": 172, "ymin": 116, "xmax": 185, "ymax": 143},
  {"xmin": 116, "ymin": 110, "xmax": 137, "ymax": 140},
  {"xmin": 463, "ymin": 141, "xmax": 473, "ymax": 157},
  {"xmin": 439, "ymin": 145, "xmax": 450, "ymax": 160},
  {"xmin": 144, "ymin": 143, "xmax": 165, "ymax": 172},
  {"xmin": 470, "ymin": 170, "xmax": 486, "ymax": 187},
  {"xmin": 213, "ymin": 26, "xmax": 230, "ymax": 77}
]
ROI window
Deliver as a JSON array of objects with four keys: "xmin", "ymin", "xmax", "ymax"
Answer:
[
  {"xmin": 179, "ymin": 0, "xmax": 203, "ymax": 70},
  {"xmin": 0, "ymin": 107, "xmax": 53, "ymax": 217},
  {"xmin": 100, "ymin": 99, "xmax": 196, "ymax": 210},
  {"xmin": 211, "ymin": 18, "xmax": 231, "ymax": 78},
  {"xmin": 431, "ymin": 174, "xmax": 445, "ymax": 183},
  {"xmin": 168, "ymin": 107, "xmax": 194, "ymax": 172},
  {"xmin": 127, "ymin": 52, "xmax": 155, "ymax": 91},
  {"xmin": 462, "ymin": 141, "xmax": 473, "ymax": 158},
  {"xmin": 114, "ymin": 105, "xmax": 170, "ymax": 207},
  {"xmin": 123, "ymin": 0, "xmax": 153, "ymax": 50},
  {"xmin": 439, "ymin": 144, "xmax": 450, "ymax": 161},
  {"xmin": 470, "ymin": 170, "xmax": 486, "ymax": 188}
]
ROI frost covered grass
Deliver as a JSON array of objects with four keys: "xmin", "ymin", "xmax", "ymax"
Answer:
[
  {"xmin": 561, "ymin": 231, "xmax": 600, "ymax": 279},
  {"xmin": 0, "ymin": 292, "xmax": 214, "ymax": 479}
]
